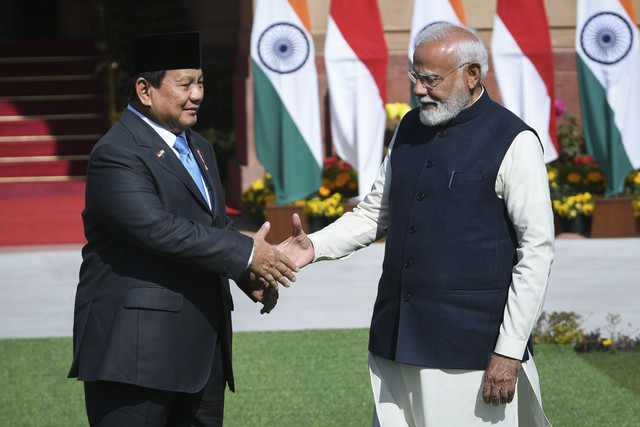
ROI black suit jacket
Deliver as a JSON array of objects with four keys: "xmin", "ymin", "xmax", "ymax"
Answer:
[{"xmin": 68, "ymin": 108, "xmax": 254, "ymax": 393}]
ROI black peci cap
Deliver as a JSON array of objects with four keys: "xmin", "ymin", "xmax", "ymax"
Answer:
[{"xmin": 122, "ymin": 32, "xmax": 202, "ymax": 77}]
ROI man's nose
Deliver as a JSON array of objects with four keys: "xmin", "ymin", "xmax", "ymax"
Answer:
[
  {"xmin": 413, "ymin": 80, "xmax": 429, "ymax": 97},
  {"xmin": 190, "ymin": 84, "xmax": 204, "ymax": 102},
  {"xmin": 413, "ymin": 80, "xmax": 429, "ymax": 96}
]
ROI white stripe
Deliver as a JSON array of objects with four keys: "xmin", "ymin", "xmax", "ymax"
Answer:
[
  {"xmin": 325, "ymin": 17, "xmax": 386, "ymax": 197},
  {"xmin": 492, "ymin": 16, "xmax": 558, "ymax": 163},
  {"xmin": 409, "ymin": 0, "xmax": 463, "ymax": 61}
]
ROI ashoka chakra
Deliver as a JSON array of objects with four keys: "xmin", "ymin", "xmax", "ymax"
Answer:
[
  {"xmin": 580, "ymin": 12, "xmax": 633, "ymax": 65},
  {"xmin": 258, "ymin": 22, "xmax": 310, "ymax": 74}
]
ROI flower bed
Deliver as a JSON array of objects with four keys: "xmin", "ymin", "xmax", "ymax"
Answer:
[{"xmin": 548, "ymin": 103, "xmax": 639, "ymax": 236}]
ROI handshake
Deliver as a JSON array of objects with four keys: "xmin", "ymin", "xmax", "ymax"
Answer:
[{"xmin": 247, "ymin": 213, "xmax": 314, "ymax": 314}]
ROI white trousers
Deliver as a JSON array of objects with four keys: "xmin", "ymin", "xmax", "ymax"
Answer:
[{"xmin": 369, "ymin": 353, "xmax": 551, "ymax": 427}]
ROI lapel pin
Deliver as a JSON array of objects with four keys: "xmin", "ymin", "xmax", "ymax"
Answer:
[
  {"xmin": 156, "ymin": 149, "xmax": 166, "ymax": 158},
  {"xmin": 196, "ymin": 150, "xmax": 209, "ymax": 170}
]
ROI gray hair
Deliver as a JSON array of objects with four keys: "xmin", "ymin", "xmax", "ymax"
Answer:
[{"xmin": 414, "ymin": 22, "xmax": 489, "ymax": 81}]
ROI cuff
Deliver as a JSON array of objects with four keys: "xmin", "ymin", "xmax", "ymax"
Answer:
[{"xmin": 494, "ymin": 333, "xmax": 528, "ymax": 360}]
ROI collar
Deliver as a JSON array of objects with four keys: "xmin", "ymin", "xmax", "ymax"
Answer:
[
  {"xmin": 127, "ymin": 105, "xmax": 186, "ymax": 149},
  {"xmin": 441, "ymin": 85, "xmax": 489, "ymax": 129}
]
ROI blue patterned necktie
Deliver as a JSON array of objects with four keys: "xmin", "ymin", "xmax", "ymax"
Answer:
[{"xmin": 174, "ymin": 135, "xmax": 209, "ymax": 204}]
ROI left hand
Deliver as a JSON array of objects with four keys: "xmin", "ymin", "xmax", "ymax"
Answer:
[
  {"xmin": 482, "ymin": 353, "xmax": 521, "ymax": 406},
  {"xmin": 248, "ymin": 273, "xmax": 279, "ymax": 314}
]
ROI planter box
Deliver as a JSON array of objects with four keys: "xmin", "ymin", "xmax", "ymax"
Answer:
[
  {"xmin": 264, "ymin": 203, "xmax": 307, "ymax": 245},
  {"xmin": 590, "ymin": 196, "xmax": 637, "ymax": 238},
  {"xmin": 265, "ymin": 200, "xmax": 387, "ymax": 244}
]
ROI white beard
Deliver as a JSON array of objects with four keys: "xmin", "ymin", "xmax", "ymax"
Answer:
[{"xmin": 417, "ymin": 82, "xmax": 472, "ymax": 127}]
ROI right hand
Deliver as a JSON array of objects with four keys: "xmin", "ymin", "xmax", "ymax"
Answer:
[
  {"xmin": 249, "ymin": 221, "xmax": 298, "ymax": 290},
  {"xmin": 276, "ymin": 213, "xmax": 315, "ymax": 269}
]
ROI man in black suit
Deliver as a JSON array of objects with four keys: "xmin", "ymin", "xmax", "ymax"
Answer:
[{"xmin": 68, "ymin": 32, "xmax": 298, "ymax": 426}]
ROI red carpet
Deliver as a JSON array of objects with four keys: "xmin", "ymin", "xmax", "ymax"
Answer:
[
  {"xmin": 0, "ymin": 181, "xmax": 242, "ymax": 246},
  {"xmin": 0, "ymin": 181, "xmax": 86, "ymax": 245}
]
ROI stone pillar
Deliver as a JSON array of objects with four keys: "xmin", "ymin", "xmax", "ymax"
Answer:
[{"xmin": 227, "ymin": 0, "xmax": 265, "ymax": 209}]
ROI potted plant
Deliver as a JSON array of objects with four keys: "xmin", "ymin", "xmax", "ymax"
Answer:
[{"xmin": 552, "ymin": 192, "xmax": 595, "ymax": 236}]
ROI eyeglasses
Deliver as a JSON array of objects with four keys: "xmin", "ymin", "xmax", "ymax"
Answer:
[{"xmin": 408, "ymin": 62, "xmax": 470, "ymax": 90}]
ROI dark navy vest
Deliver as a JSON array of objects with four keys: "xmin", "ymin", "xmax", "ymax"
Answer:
[{"xmin": 369, "ymin": 90, "xmax": 536, "ymax": 370}]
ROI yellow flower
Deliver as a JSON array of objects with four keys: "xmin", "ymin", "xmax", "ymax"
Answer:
[
  {"xmin": 547, "ymin": 170, "xmax": 556, "ymax": 181},
  {"xmin": 385, "ymin": 102, "xmax": 411, "ymax": 121},
  {"xmin": 385, "ymin": 103, "xmax": 399, "ymax": 121},
  {"xmin": 325, "ymin": 206, "xmax": 336, "ymax": 217},
  {"xmin": 252, "ymin": 179, "xmax": 265, "ymax": 191},
  {"xmin": 582, "ymin": 203, "xmax": 594, "ymax": 216},
  {"xmin": 396, "ymin": 102, "xmax": 411, "ymax": 118},
  {"xmin": 602, "ymin": 339, "xmax": 612, "ymax": 346},
  {"xmin": 242, "ymin": 175, "xmax": 276, "ymax": 221}
]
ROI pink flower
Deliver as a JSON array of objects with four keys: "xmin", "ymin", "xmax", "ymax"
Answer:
[
  {"xmin": 573, "ymin": 154, "xmax": 598, "ymax": 166},
  {"xmin": 554, "ymin": 99, "xmax": 566, "ymax": 117},
  {"xmin": 323, "ymin": 157, "xmax": 340, "ymax": 169}
]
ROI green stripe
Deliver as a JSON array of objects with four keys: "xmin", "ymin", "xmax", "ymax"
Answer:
[
  {"xmin": 576, "ymin": 56, "xmax": 634, "ymax": 197},
  {"xmin": 252, "ymin": 61, "xmax": 322, "ymax": 204}
]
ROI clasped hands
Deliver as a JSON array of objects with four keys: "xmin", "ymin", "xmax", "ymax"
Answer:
[{"xmin": 247, "ymin": 214, "xmax": 314, "ymax": 314}]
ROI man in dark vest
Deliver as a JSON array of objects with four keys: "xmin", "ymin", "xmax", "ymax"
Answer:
[
  {"xmin": 68, "ymin": 32, "xmax": 298, "ymax": 426},
  {"xmin": 279, "ymin": 23, "xmax": 554, "ymax": 426}
]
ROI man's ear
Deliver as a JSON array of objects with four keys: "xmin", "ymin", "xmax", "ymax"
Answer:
[
  {"xmin": 466, "ymin": 63, "xmax": 481, "ymax": 89},
  {"xmin": 135, "ymin": 77, "xmax": 152, "ymax": 107}
]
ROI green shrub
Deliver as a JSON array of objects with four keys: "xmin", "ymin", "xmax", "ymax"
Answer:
[{"xmin": 533, "ymin": 311, "xmax": 584, "ymax": 346}]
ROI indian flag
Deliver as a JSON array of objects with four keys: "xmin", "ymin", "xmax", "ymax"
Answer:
[
  {"xmin": 408, "ymin": 0, "xmax": 467, "ymax": 107},
  {"xmin": 576, "ymin": 0, "xmax": 640, "ymax": 196},
  {"xmin": 250, "ymin": 0, "xmax": 322, "ymax": 204},
  {"xmin": 325, "ymin": 0, "xmax": 388, "ymax": 198},
  {"xmin": 491, "ymin": 0, "xmax": 559, "ymax": 163}
]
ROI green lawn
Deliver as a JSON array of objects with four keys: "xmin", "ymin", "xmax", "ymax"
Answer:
[{"xmin": 1, "ymin": 331, "xmax": 639, "ymax": 426}]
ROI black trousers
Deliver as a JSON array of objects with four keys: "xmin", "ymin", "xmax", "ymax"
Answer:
[{"xmin": 83, "ymin": 341, "xmax": 226, "ymax": 427}]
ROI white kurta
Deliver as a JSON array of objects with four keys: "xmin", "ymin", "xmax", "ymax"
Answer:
[{"xmin": 309, "ymin": 122, "xmax": 555, "ymax": 426}]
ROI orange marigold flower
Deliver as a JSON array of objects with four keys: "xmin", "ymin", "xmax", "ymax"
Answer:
[
  {"xmin": 318, "ymin": 186, "xmax": 331, "ymax": 197},
  {"xmin": 567, "ymin": 172, "xmax": 582, "ymax": 184},
  {"xmin": 587, "ymin": 171, "xmax": 605, "ymax": 182}
]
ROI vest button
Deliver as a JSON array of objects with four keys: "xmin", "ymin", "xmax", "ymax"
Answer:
[
  {"xmin": 404, "ymin": 259, "xmax": 412, "ymax": 268},
  {"xmin": 402, "ymin": 293, "xmax": 412, "ymax": 302},
  {"xmin": 425, "ymin": 160, "xmax": 435, "ymax": 168},
  {"xmin": 409, "ymin": 226, "xmax": 417, "ymax": 234},
  {"xmin": 416, "ymin": 193, "xmax": 425, "ymax": 201}
]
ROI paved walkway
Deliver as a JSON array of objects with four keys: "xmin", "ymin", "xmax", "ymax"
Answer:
[{"xmin": 1, "ymin": 235, "xmax": 639, "ymax": 339}]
